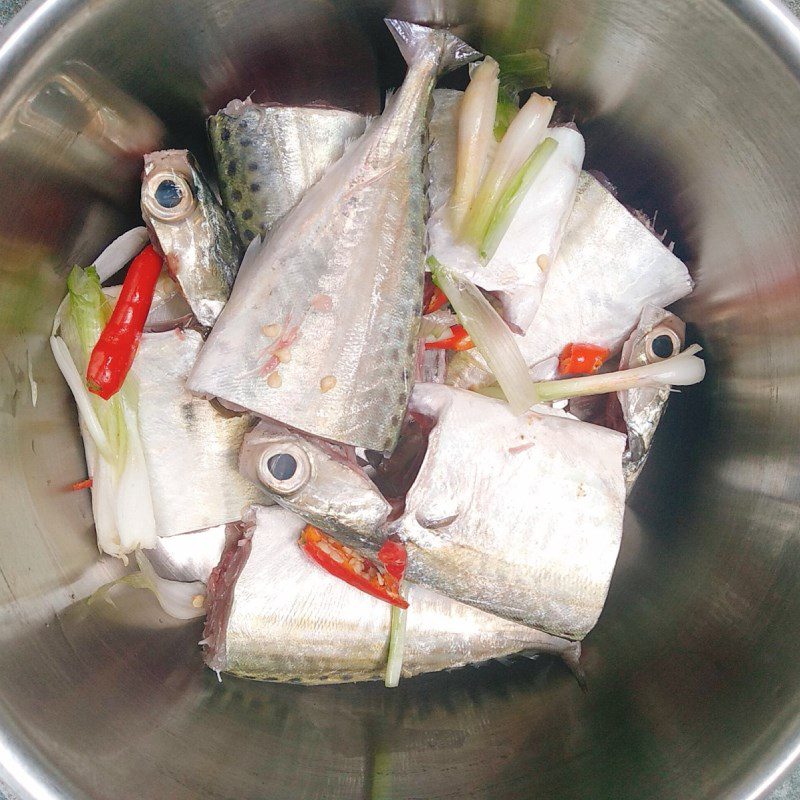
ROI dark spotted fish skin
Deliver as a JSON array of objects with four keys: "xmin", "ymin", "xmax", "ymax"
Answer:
[
  {"xmin": 188, "ymin": 22, "xmax": 481, "ymax": 452},
  {"xmin": 208, "ymin": 101, "xmax": 367, "ymax": 246}
]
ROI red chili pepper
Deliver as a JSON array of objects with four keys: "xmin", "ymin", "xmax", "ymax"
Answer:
[
  {"xmin": 70, "ymin": 478, "xmax": 93, "ymax": 491},
  {"xmin": 424, "ymin": 324, "xmax": 474, "ymax": 351},
  {"xmin": 558, "ymin": 342, "xmax": 610, "ymax": 375},
  {"xmin": 86, "ymin": 244, "xmax": 163, "ymax": 400},
  {"xmin": 422, "ymin": 273, "xmax": 448, "ymax": 315},
  {"xmin": 300, "ymin": 525, "xmax": 409, "ymax": 609},
  {"xmin": 377, "ymin": 535, "xmax": 407, "ymax": 580}
]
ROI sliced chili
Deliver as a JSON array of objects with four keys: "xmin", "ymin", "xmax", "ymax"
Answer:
[
  {"xmin": 70, "ymin": 478, "xmax": 93, "ymax": 491},
  {"xmin": 558, "ymin": 342, "xmax": 610, "ymax": 376},
  {"xmin": 424, "ymin": 324, "xmax": 474, "ymax": 351},
  {"xmin": 377, "ymin": 535, "xmax": 407, "ymax": 581},
  {"xmin": 86, "ymin": 244, "xmax": 163, "ymax": 400},
  {"xmin": 423, "ymin": 273, "xmax": 448, "ymax": 315},
  {"xmin": 300, "ymin": 525, "xmax": 408, "ymax": 609}
]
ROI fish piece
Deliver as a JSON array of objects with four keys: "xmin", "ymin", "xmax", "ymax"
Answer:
[
  {"xmin": 141, "ymin": 149, "xmax": 242, "ymax": 327},
  {"xmin": 447, "ymin": 171, "xmax": 694, "ymax": 388},
  {"xmin": 203, "ymin": 505, "xmax": 583, "ymax": 683},
  {"xmin": 618, "ymin": 305, "xmax": 686, "ymax": 488},
  {"xmin": 388, "ymin": 383, "xmax": 626, "ymax": 639},
  {"xmin": 145, "ymin": 523, "xmax": 233, "ymax": 582},
  {"xmin": 239, "ymin": 420, "xmax": 390, "ymax": 553},
  {"xmin": 131, "ymin": 329, "xmax": 265, "ymax": 538},
  {"xmin": 208, "ymin": 100, "xmax": 367, "ymax": 246},
  {"xmin": 188, "ymin": 21, "xmax": 481, "ymax": 452},
  {"xmin": 427, "ymin": 89, "xmax": 585, "ymax": 333}
]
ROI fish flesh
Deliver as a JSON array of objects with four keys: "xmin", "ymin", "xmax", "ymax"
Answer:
[
  {"xmin": 131, "ymin": 329, "xmax": 264, "ymax": 538},
  {"xmin": 203, "ymin": 504, "xmax": 584, "ymax": 683},
  {"xmin": 141, "ymin": 149, "xmax": 242, "ymax": 327},
  {"xmin": 208, "ymin": 100, "xmax": 367, "ymax": 246},
  {"xmin": 145, "ymin": 523, "xmax": 232, "ymax": 582},
  {"xmin": 188, "ymin": 21, "xmax": 481, "ymax": 452},
  {"xmin": 618, "ymin": 305, "xmax": 686, "ymax": 487},
  {"xmin": 239, "ymin": 420, "xmax": 390, "ymax": 553},
  {"xmin": 427, "ymin": 89, "xmax": 585, "ymax": 332},
  {"xmin": 387, "ymin": 383, "xmax": 626, "ymax": 639},
  {"xmin": 447, "ymin": 171, "xmax": 694, "ymax": 388}
]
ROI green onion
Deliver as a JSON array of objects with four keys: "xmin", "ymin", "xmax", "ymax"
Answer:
[
  {"xmin": 384, "ymin": 583, "xmax": 409, "ymax": 688},
  {"xmin": 481, "ymin": 136, "xmax": 558, "ymax": 260},
  {"xmin": 450, "ymin": 58, "xmax": 499, "ymax": 230},
  {"xmin": 430, "ymin": 259, "xmax": 540, "ymax": 415},
  {"xmin": 460, "ymin": 92, "xmax": 555, "ymax": 249},
  {"xmin": 497, "ymin": 49, "xmax": 551, "ymax": 93},
  {"xmin": 493, "ymin": 87, "xmax": 519, "ymax": 141}
]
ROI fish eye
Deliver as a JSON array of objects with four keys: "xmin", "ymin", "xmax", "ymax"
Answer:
[
  {"xmin": 256, "ymin": 442, "xmax": 311, "ymax": 496},
  {"xmin": 143, "ymin": 171, "xmax": 196, "ymax": 222},
  {"xmin": 645, "ymin": 327, "xmax": 682, "ymax": 362},
  {"xmin": 154, "ymin": 179, "xmax": 183, "ymax": 209},
  {"xmin": 267, "ymin": 453, "xmax": 297, "ymax": 481}
]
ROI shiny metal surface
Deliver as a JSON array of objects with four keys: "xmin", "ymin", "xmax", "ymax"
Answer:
[{"xmin": 1, "ymin": 0, "xmax": 800, "ymax": 798}]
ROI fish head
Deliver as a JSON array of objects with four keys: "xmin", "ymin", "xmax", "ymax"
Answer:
[
  {"xmin": 141, "ymin": 149, "xmax": 240, "ymax": 326},
  {"xmin": 240, "ymin": 421, "xmax": 390, "ymax": 552}
]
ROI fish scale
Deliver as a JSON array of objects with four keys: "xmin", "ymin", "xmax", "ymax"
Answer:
[{"xmin": 189, "ymin": 21, "xmax": 481, "ymax": 452}]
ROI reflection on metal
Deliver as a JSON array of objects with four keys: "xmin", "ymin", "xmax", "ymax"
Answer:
[{"xmin": 0, "ymin": 61, "xmax": 164, "ymax": 200}]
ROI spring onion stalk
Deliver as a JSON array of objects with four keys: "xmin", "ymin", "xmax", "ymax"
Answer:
[
  {"xmin": 449, "ymin": 57, "xmax": 500, "ymax": 230},
  {"xmin": 533, "ymin": 344, "xmax": 706, "ymax": 404},
  {"xmin": 460, "ymin": 92, "xmax": 555, "ymax": 248},
  {"xmin": 430, "ymin": 259, "xmax": 540, "ymax": 414},
  {"xmin": 93, "ymin": 227, "xmax": 150, "ymax": 283},
  {"xmin": 493, "ymin": 87, "xmax": 519, "ymax": 141},
  {"xmin": 384, "ymin": 583, "xmax": 409, "ymax": 688},
  {"xmin": 89, "ymin": 550, "xmax": 206, "ymax": 619},
  {"xmin": 496, "ymin": 49, "xmax": 551, "ymax": 92},
  {"xmin": 51, "ymin": 266, "xmax": 157, "ymax": 560},
  {"xmin": 480, "ymin": 137, "xmax": 558, "ymax": 260}
]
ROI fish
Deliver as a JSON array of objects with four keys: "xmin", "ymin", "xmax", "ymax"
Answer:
[
  {"xmin": 187, "ymin": 21, "xmax": 482, "ymax": 452},
  {"xmin": 618, "ymin": 305, "xmax": 686, "ymax": 488},
  {"xmin": 239, "ymin": 420, "xmax": 390, "ymax": 553},
  {"xmin": 447, "ymin": 171, "xmax": 694, "ymax": 388},
  {"xmin": 208, "ymin": 100, "xmax": 368, "ymax": 246},
  {"xmin": 144, "ymin": 523, "xmax": 233, "ymax": 583},
  {"xmin": 386, "ymin": 383, "xmax": 626, "ymax": 639},
  {"xmin": 130, "ymin": 329, "xmax": 265, "ymax": 538},
  {"xmin": 141, "ymin": 149, "xmax": 243, "ymax": 327},
  {"xmin": 427, "ymin": 89, "xmax": 585, "ymax": 333},
  {"xmin": 203, "ymin": 504, "xmax": 584, "ymax": 684}
]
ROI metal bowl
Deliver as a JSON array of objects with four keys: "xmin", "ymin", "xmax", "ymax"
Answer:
[{"xmin": 2, "ymin": 1, "xmax": 800, "ymax": 798}]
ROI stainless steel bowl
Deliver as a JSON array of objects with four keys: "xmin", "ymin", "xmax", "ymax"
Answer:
[{"xmin": 2, "ymin": 1, "xmax": 800, "ymax": 798}]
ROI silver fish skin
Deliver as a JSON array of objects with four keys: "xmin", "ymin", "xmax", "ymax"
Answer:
[
  {"xmin": 204, "ymin": 505, "xmax": 583, "ymax": 684},
  {"xmin": 619, "ymin": 305, "xmax": 686, "ymax": 488},
  {"xmin": 131, "ymin": 330, "xmax": 265, "ymax": 538},
  {"xmin": 239, "ymin": 420, "xmax": 390, "ymax": 553},
  {"xmin": 208, "ymin": 101, "xmax": 367, "ymax": 246},
  {"xmin": 141, "ymin": 149, "xmax": 242, "ymax": 327},
  {"xmin": 188, "ymin": 21, "xmax": 481, "ymax": 452},
  {"xmin": 427, "ymin": 89, "xmax": 585, "ymax": 333},
  {"xmin": 447, "ymin": 171, "xmax": 694, "ymax": 388},
  {"xmin": 388, "ymin": 383, "xmax": 627, "ymax": 640},
  {"xmin": 145, "ymin": 524, "xmax": 232, "ymax": 582}
]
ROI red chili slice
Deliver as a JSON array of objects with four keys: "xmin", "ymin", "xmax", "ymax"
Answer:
[
  {"xmin": 377, "ymin": 535, "xmax": 407, "ymax": 580},
  {"xmin": 424, "ymin": 324, "xmax": 474, "ymax": 351},
  {"xmin": 300, "ymin": 526, "xmax": 409, "ymax": 609},
  {"xmin": 70, "ymin": 478, "xmax": 93, "ymax": 491},
  {"xmin": 558, "ymin": 342, "xmax": 610, "ymax": 375},
  {"xmin": 86, "ymin": 244, "xmax": 163, "ymax": 400}
]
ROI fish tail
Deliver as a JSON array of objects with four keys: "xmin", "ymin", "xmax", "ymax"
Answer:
[{"xmin": 385, "ymin": 19, "xmax": 481, "ymax": 75}]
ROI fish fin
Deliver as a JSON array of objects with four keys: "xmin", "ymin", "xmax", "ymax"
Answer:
[
  {"xmin": 560, "ymin": 641, "xmax": 588, "ymax": 692},
  {"xmin": 385, "ymin": 19, "xmax": 481, "ymax": 75},
  {"xmin": 237, "ymin": 233, "xmax": 262, "ymax": 278}
]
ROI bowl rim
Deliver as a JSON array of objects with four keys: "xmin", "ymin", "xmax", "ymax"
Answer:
[{"xmin": 1, "ymin": 1, "xmax": 800, "ymax": 799}]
